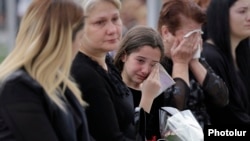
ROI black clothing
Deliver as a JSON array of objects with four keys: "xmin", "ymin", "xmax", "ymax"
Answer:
[
  {"xmin": 202, "ymin": 42, "xmax": 250, "ymax": 124},
  {"xmin": 161, "ymin": 57, "xmax": 229, "ymax": 128},
  {"xmin": 130, "ymin": 78, "xmax": 189, "ymax": 140},
  {"xmin": 0, "ymin": 69, "xmax": 92, "ymax": 141},
  {"xmin": 71, "ymin": 52, "xmax": 144, "ymax": 141}
]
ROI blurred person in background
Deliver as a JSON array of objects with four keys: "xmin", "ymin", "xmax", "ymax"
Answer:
[
  {"xmin": 0, "ymin": 0, "xmax": 6, "ymax": 29},
  {"xmin": 0, "ymin": 0, "xmax": 93, "ymax": 141},
  {"xmin": 193, "ymin": 0, "xmax": 211, "ymax": 41},
  {"xmin": 120, "ymin": 0, "xmax": 146, "ymax": 35},
  {"xmin": 17, "ymin": 0, "xmax": 32, "ymax": 20},
  {"xmin": 158, "ymin": 0, "xmax": 228, "ymax": 129},
  {"xmin": 109, "ymin": 0, "xmax": 146, "ymax": 58},
  {"xmin": 193, "ymin": 0, "xmax": 211, "ymax": 10},
  {"xmin": 202, "ymin": 0, "xmax": 250, "ymax": 125}
]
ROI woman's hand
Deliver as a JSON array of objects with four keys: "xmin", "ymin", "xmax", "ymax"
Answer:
[
  {"xmin": 139, "ymin": 63, "xmax": 161, "ymax": 113},
  {"xmin": 171, "ymin": 33, "xmax": 200, "ymax": 65},
  {"xmin": 141, "ymin": 63, "xmax": 161, "ymax": 99}
]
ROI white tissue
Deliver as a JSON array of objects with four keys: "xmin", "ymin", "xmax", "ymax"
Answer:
[{"xmin": 183, "ymin": 29, "xmax": 203, "ymax": 59}]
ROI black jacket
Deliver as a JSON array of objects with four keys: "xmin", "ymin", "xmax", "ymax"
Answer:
[
  {"xmin": 0, "ymin": 69, "xmax": 92, "ymax": 141},
  {"xmin": 71, "ymin": 53, "xmax": 144, "ymax": 141},
  {"xmin": 202, "ymin": 42, "xmax": 250, "ymax": 125}
]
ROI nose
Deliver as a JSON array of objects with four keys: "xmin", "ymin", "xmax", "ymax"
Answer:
[
  {"xmin": 141, "ymin": 64, "xmax": 151, "ymax": 76},
  {"xmin": 246, "ymin": 10, "xmax": 250, "ymax": 21},
  {"xmin": 106, "ymin": 21, "xmax": 116, "ymax": 35}
]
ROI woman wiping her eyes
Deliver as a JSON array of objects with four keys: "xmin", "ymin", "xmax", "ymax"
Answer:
[{"xmin": 157, "ymin": 0, "xmax": 229, "ymax": 129}]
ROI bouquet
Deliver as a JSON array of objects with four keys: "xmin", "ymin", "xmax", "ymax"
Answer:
[{"xmin": 159, "ymin": 107, "xmax": 204, "ymax": 141}]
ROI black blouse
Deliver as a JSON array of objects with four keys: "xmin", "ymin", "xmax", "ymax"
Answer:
[
  {"xmin": 0, "ymin": 69, "xmax": 92, "ymax": 141},
  {"xmin": 202, "ymin": 42, "xmax": 250, "ymax": 125},
  {"xmin": 71, "ymin": 53, "xmax": 144, "ymax": 141},
  {"xmin": 130, "ymin": 77, "xmax": 189, "ymax": 140},
  {"xmin": 161, "ymin": 56, "xmax": 229, "ymax": 128}
]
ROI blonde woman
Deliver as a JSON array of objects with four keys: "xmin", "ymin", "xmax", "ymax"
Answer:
[
  {"xmin": 0, "ymin": 0, "xmax": 92, "ymax": 141},
  {"xmin": 71, "ymin": 0, "xmax": 160, "ymax": 140}
]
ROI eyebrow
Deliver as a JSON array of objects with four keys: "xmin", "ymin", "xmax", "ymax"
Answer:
[{"xmin": 136, "ymin": 56, "xmax": 160, "ymax": 63}]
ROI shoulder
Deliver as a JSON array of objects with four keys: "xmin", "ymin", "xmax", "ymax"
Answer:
[
  {"xmin": 202, "ymin": 42, "xmax": 226, "ymax": 66},
  {"xmin": 71, "ymin": 53, "xmax": 101, "ymax": 79},
  {"xmin": 0, "ymin": 69, "xmax": 43, "ymax": 104},
  {"xmin": 202, "ymin": 42, "xmax": 222, "ymax": 58},
  {"xmin": 2, "ymin": 69, "xmax": 41, "ymax": 89},
  {"xmin": 71, "ymin": 53, "xmax": 111, "ymax": 91}
]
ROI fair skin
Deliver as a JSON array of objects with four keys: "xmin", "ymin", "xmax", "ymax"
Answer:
[
  {"xmin": 121, "ymin": 45, "xmax": 161, "ymax": 113},
  {"xmin": 161, "ymin": 15, "xmax": 207, "ymax": 85},
  {"xmin": 121, "ymin": 45, "xmax": 161, "ymax": 89},
  {"xmin": 80, "ymin": 1, "xmax": 122, "ymax": 70},
  {"xmin": 79, "ymin": 1, "xmax": 156, "ymax": 113},
  {"xmin": 229, "ymin": 0, "xmax": 250, "ymax": 62},
  {"xmin": 206, "ymin": 0, "xmax": 250, "ymax": 69}
]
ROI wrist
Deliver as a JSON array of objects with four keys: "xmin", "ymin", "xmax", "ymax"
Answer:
[
  {"xmin": 139, "ymin": 95, "xmax": 154, "ymax": 113},
  {"xmin": 189, "ymin": 59, "xmax": 199, "ymax": 68}
]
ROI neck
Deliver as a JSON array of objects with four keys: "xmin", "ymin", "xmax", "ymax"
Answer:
[
  {"xmin": 121, "ymin": 71, "xmax": 141, "ymax": 90},
  {"xmin": 79, "ymin": 47, "xmax": 108, "ymax": 71}
]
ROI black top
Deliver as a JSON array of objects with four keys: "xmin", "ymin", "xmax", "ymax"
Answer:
[
  {"xmin": 71, "ymin": 52, "xmax": 144, "ymax": 141},
  {"xmin": 161, "ymin": 57, "xmax": 229, "ymax": 128},
  {"xmin": 202, "ymin": 42, "xmax": 250, "ymax": 124},
  {"xmin": 0, "ymin": 69, "xmax": 92, "ymax": 141},
  {"xmin": 130, "ymin": 78, "xmax": 189, "ymax": 140}
]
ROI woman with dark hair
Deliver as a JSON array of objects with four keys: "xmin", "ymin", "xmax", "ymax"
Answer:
[
  {"xmin": 157, "ymin": 0, "xmax": 229, "ymax": 128},
  {"xmin": 202, "ymin": 0, "xmax": 250, "ymax": 125},
  {"xmin": 114, "ymin": 25, "xmax": 169, "ymax": 140}
]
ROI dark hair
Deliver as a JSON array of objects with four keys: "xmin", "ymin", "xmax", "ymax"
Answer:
[
  {"xmin": 205, "ymin": 0, "xmax": 237, "ymax": 60},
  {"xmin": 157, "ymin": 0, "xmax": 206, "ymax": 35},
  {"xmin": 206, "ymin": 0, "xmax": 250, "ymax": 93},
  {"xmin": 114, "ymin": 25, "xmax": 164, "ymax": 71},
  {"xmin": 206, "ymin": 0, "xmax": 250, "ymax": 70}
]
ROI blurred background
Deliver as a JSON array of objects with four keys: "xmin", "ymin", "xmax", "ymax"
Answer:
[{"xmin": 0, "ymin": 0, "xmax": 163, "ymax": 63}]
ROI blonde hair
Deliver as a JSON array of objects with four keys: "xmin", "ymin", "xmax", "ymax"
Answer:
[
  {"xmin": 81, "ymin": 0, "xmax": 121, "ymax": 15},
  {"xmin": 0, "ymin": 0, "xmax": 86, "ymax": 109}
]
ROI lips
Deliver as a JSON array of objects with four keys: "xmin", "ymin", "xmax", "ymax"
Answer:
[
  {"xmin": 106, "ymin": 38, "xmax": 119, "ymax": 43},
  {"xmin": 136, "ymin": 74, "xmax": 147, "ymax": 81}
]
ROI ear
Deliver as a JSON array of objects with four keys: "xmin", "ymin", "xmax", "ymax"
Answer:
[
  {"xmin": 121, "ymin": 52, "xmax": 127, "ymax": 62},
  {"xmin": 161, "ymin": 25, "xmax": 175, "ymax": 43}
]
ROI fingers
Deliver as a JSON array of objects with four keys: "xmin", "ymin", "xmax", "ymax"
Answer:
[
  {"xmin": 183, "ymin": 32, "xmax": 200, "ymax": 53},
  {"xmin": 147, "ymin": 63, "xmax": 160, "ymax": 80}
]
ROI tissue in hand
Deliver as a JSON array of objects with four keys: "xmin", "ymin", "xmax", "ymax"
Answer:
[{"xmin": 183, "ymin": 29, "xmax": 203, "ymax": 59}]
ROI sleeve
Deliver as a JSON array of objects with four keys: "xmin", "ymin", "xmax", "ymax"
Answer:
[
  {"xmin": 134, "ymin": 107, "xmax": 146, "ymax": 141},
  {"xmin": 200, "ymin": 57, "xmax": 229, "ymax": 108},
  {"xmin": 0, "ymin": 80, "xmax": 59, "ymax": 141},
  {"xmin": 202, "ymin": 48, "xmax": 250, "ymax": 124},
  {"xmin": 0, "ymin": 115, "xmax": 15, "ymax": 141},
  {"xmin": 72, "ymin": 69, "xmax": 137, "ymax": 141},
  {"xmin": 163, "ymin": 78, "xmax": 190, "ymax": 110}
]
